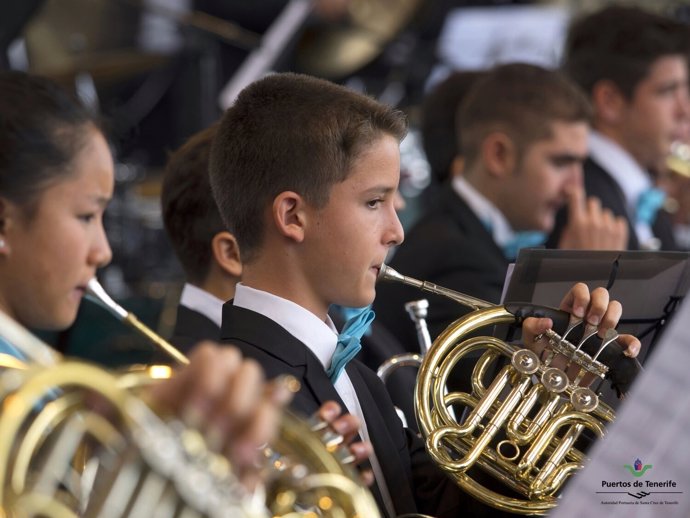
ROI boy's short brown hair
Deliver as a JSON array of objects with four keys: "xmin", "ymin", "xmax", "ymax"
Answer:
[
  {"xmin": 162, "ymin": 124, "xmax": 225, "ymax": 285},
  {"xmin": 209, "ymin": 73, "xmax": 407, "ymax": 263},
  {"xmin": 564, "ymin": 5, "xmax": 690, "ymax": 100},
  {"xmin": 458, "ymin": 63, "xmax": 591, "ymax": 169}
]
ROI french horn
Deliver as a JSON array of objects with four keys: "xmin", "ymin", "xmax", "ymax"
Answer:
[
  {"xmin": 0, "ymin": 280, "xmax": 381, "ymax": 518},
  {"xmin": 377, "ymin": 264, "xmax": 641, "ymax": 515}
]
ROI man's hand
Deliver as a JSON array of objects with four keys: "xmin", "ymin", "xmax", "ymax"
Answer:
[{"xmin": 558, "ymin": 184, "xmax": 628, "ymax": 250}]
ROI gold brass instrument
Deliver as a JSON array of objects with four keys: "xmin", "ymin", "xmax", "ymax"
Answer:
[
  {"xmin": 0, "ymin": 279, "xmax": 380, "ymax": 517},
  {"xmin": 0, "ymin": 309, "xmax": 268, "ymax": 518},
  {"xmin": 83, "ymin": 277, "xmax": 381, "ymax": 518},
  {"xmin": 377, "ymin": 264, "xmax": 640, "ymax": 515},
  {"xmin": 377, "ymin": 299, "xmax": 430, "ymax": 382},
  {"xmin": 667, "ymin": 140, "xmax": 690, "ymax": 179}
]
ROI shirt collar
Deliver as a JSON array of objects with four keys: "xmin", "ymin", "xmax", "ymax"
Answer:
[
  {"xmin": 451, "ymin": 175, "xmax": 517, "ymax": 248},
  {"xmin": 179, "ymin": 283, "xmax": 226, "ymax": 328},
  {"xmin": 588, "ymin": 130, "xmax": 653, "ymax": 213},
  {"xmin": 232, "ymin": 283, "xmax": 338, "ymax": 369}
]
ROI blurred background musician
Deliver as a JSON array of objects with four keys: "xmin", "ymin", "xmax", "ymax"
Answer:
[
  {"xmin": 546, "ymin": 5, "xmax": 690, "ymax": 252},
  {"xmin": 161, "ymin": 122, "xmax": 242, "ymax": 353},
  {"xmin": 374, "ymin": 62, "xmax": 627, "ymax": 354}
]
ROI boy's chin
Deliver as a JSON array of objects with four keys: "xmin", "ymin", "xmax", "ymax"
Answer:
[{"xmin": 346, "ymin": 292, "xmax": 375, "ymax": 309}]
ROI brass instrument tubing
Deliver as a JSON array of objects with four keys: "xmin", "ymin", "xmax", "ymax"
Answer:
[
  {"xmin": 86, "ymin": 279, "xmax": 190, "ymax": 366},
  {"xmin": 378, "ymin": 264, "xmax": 493, "ymax": 311}
]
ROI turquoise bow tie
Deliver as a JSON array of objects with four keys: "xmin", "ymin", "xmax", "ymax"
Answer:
[
  {"xmin": 501, "ymin": 231, "xmax": 547, "ymax": 261},
  {"xmin": 636, "ymin": 187, "xmax": 666, "ymax": 226},
  {"xmin": 482, "ymin": 219, "xmax": 546, "ymax": 261},
  {"xmin": 0, "ymin": 335, "xmax": 27, "ymax": 362},
  {"xmin": 327, "ymin": 305, "xmax": 375, "ymax": 383}
]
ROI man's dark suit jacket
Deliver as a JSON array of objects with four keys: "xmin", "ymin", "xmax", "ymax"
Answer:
[
  {"xmin": 168, "ymin": 304, "xmax": 221, "ymax": 354},
  {"xmin": 220, "ymin": 302, "xmax": 479, "ymax": 518},
  {"xmin": 374, "ymin": 183, "xmax": 509, "ymax": 353},
  {"xmin": 547, "ymin": 157, "xmax": 679, "ymax": 251}
]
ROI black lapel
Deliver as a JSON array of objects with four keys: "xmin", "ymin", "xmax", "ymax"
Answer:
[
  {"xmin": 438, "ymin": 184, "xmax": 508, "ymax": 265},
  {"xmin": 221, "ymin": 302, "xmax": 349, "ymax": 411},
  {"xmin": 346, "ymin": 362, "xmax": 417, "ymax": 516}
]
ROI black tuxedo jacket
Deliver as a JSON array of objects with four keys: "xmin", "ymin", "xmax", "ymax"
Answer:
[
  {"xmin": 547, "ymin": 157, "xmax": 679, "ymax": 251},
  {"xmin": 374, "ymin": 183, "xmax": 509, "ymax": 353},
  {"xmin": 168, "ymin": 304, "xmax": 220, "ymax": 355},
  {"xmin": 219, "ymin": 303, "xmax": 479, "ymax": 518}
]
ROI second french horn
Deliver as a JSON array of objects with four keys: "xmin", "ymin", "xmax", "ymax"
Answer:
[
  {"xmin": 0, "ymin": 280, "xmax": 381, "ymax": 518},
  {"xmin": 377, "ymin": 264, "xmax": 641, "ymax": 515}
]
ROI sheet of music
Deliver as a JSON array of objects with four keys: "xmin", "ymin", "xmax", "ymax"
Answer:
[{"xmin": 553, "ymin": 298, "xmax": 690, "ymax": 517}]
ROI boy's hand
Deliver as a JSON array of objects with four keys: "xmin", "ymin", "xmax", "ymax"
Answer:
[
  {"xmin": 317, "ymin": 401, "xmax": 375, "ymax": 486},
  {"xmin": 521, "ymin": 283, "xmax": 640, "ymax": 386}
]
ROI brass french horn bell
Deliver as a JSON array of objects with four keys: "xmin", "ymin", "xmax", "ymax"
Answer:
[
  {"xmin": 377, "ymin": 264, "xmax": 641, "ymax": 515},
  {"xmin": 0, "ymin": 309, "xmax": 268, "ymax": 518}
]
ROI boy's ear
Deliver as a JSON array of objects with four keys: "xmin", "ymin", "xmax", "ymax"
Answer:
[
  {"xmin": 211, "ymin": 231, "xmax": 242, "ymax": 278},
  {"xmin": 450, "ymin": 154, "xmax": 465, "ymax": 178},
  {"xmin": 482, "ymin": 131, "xmax": 517, "ymax": 178},
  {"xmin": 272, "ymin": 191, "xmax": 307, "ymax": 243},
  {"xmin": 592, "ymin": 80, "xmax": 626, "ymax": 125}
]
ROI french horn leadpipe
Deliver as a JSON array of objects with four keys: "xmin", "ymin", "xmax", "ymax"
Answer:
[
  {"xmin": 86, "ymin": 278, "xmax": 190, "ymax": 366},
  {"xmin": 376, "ymin": 264, "xmax": 640, "ymax": 515}
]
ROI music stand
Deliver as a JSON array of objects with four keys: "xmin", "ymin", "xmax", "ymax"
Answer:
[
  {"xmin": 551, "ymin": 289, "xmax": 690, "ymax": 517},
  {"xmin": 504, "ymin": 249, "xmax": 690, "ymax": 366}
]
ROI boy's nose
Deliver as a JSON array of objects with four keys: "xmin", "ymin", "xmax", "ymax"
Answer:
[{"xmin": 387, "ymin": 212, "xmax": 405, "ymax": 247}]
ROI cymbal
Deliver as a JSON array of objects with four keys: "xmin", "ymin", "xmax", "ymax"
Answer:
[
  {"xmin": 296, "ymin": 0, "xmax": 424, "ymax": 79},
  {"xmin": 30, "ymin": 49, "xmax": 171, "ymax": 87}
]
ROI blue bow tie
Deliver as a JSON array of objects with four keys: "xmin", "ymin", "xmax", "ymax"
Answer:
[
  {"xmin": 482, "ymin": 219, "xmax": 546, "ymax": 261},
  {"xmin": 501, "ymin": 231, "xmax": 547, "ymax": 261},
  {"xmin": 636, "ymin": 187, "xmax": 666, "ymax": 226},
  {"xmin": 0, "ymin": 335, "xmax": 27, "ymax": 362},
  {"xmin": 327, "ymin": 305, "xmax": 375, "ymax": 383}
]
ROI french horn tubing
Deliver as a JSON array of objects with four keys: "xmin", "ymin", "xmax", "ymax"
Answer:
[
  {"xmin": 0, "ymin": 280, "xmax": 382, "ymax": 518},
  {"xmin": 0, "ymin": 309, "xmax": 267, "ymax": 518},
  {"xmin": 377, "ymin": 300, "xmax": 429, "ymax": 382},
  {"xmin": 377, "ymin": 264, "xmax": 641, "ymax": 515}
]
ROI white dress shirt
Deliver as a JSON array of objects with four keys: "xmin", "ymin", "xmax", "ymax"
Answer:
[
  {"xmin": 179, "ymin": 283, "xmax": 225, "ymax": 327},
  {"xmin": 589, "ymin": 131, "xmax": 660, "ymax": 250},
  {"xmin": 452, "ymin": 175, "xmax": 519, "ymax": 249}
]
